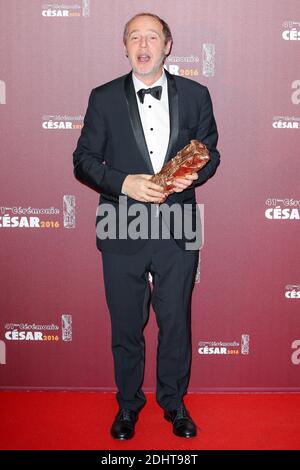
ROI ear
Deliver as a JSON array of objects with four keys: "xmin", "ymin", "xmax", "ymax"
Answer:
[
  {"xmin": 123, "ymin": 44, "xmax": 128, "ymax": 58},
  {"xmin": 164, "ymin": 40, "xmax": 172, "ymax": 57}
]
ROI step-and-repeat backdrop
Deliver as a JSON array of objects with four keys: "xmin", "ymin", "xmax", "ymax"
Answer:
[{"xmin": 1, "ymin": 0, "xmax": 299, "ymax": 391}]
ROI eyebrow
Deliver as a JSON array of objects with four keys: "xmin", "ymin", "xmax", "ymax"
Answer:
[{"xmin": 129, "ymin": 29, "xmax": 161, "ymax": 37}]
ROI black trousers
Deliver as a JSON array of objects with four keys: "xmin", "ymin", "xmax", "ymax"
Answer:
[{"xmin": 101, "ymin": 233, "xmax": 199, "ymax": 412}]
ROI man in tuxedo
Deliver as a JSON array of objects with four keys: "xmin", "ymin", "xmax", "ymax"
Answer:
[{"xmin": 73, "ymin": 12, "xmax": 220, "ymax": 439}]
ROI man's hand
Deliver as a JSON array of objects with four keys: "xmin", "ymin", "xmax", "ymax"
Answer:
[
  {"xmin": 172, "ymin": 172, "xmax": 198, "ymax": 192},
  {"xmin": 121, "ymin": 174, "xmax": 165, "ymax": 202}
]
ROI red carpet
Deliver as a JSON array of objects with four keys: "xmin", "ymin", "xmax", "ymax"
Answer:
[{"xmin": 0, "ymin": 392, "xmax": 299, "ymax": 450}]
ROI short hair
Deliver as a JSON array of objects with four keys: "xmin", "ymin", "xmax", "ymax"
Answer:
[{"xmin": 123, "ymin": 12, "xmax": 173, "ymax": 46}]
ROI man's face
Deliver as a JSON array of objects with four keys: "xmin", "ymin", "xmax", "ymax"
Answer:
[{"xmin": 124, "ymin": 15, "xmax": 172, "ymax": 82}]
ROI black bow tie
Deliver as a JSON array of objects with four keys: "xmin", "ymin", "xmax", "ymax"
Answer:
[{"xmin": 137, "ymin": 86, "xmax": 162, "ymax": 104}]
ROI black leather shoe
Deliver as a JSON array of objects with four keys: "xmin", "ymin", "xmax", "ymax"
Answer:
[
  {"xmin": 110, "ymin": 408, "xmax": 138, "ymax": 440},
  {"xmin": 164, "ymin": 403, "xmax": 197, "ymax": 438}
]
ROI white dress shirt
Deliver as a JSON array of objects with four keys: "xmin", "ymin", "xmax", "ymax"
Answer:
[{"xmin": 132, "ymin": 70, "xmax": 170, "ymax": 174}]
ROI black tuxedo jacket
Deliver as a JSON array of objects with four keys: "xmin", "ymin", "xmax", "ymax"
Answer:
[{"xmin": 73, "ymin": 69, "xmax": 220, "ymax": 253}]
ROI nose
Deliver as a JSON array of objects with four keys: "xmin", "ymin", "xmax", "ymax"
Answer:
[{"xmin": 139, "ymin": 36, "xmax": 148, "ymax": 48}]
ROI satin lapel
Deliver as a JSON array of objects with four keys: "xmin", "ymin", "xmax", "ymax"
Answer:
[
  {"xmin": 124, "ymin": 72, "xmax": 154, "ymax": 174},
  {"xmin": 163, "ymin": 69, "xmax": 179, "ymax": 165}
]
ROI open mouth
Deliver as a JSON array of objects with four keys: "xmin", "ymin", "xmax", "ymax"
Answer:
[{"xmin": 137, "ymin": 54, "xmax": 151, "ymax": 63}]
